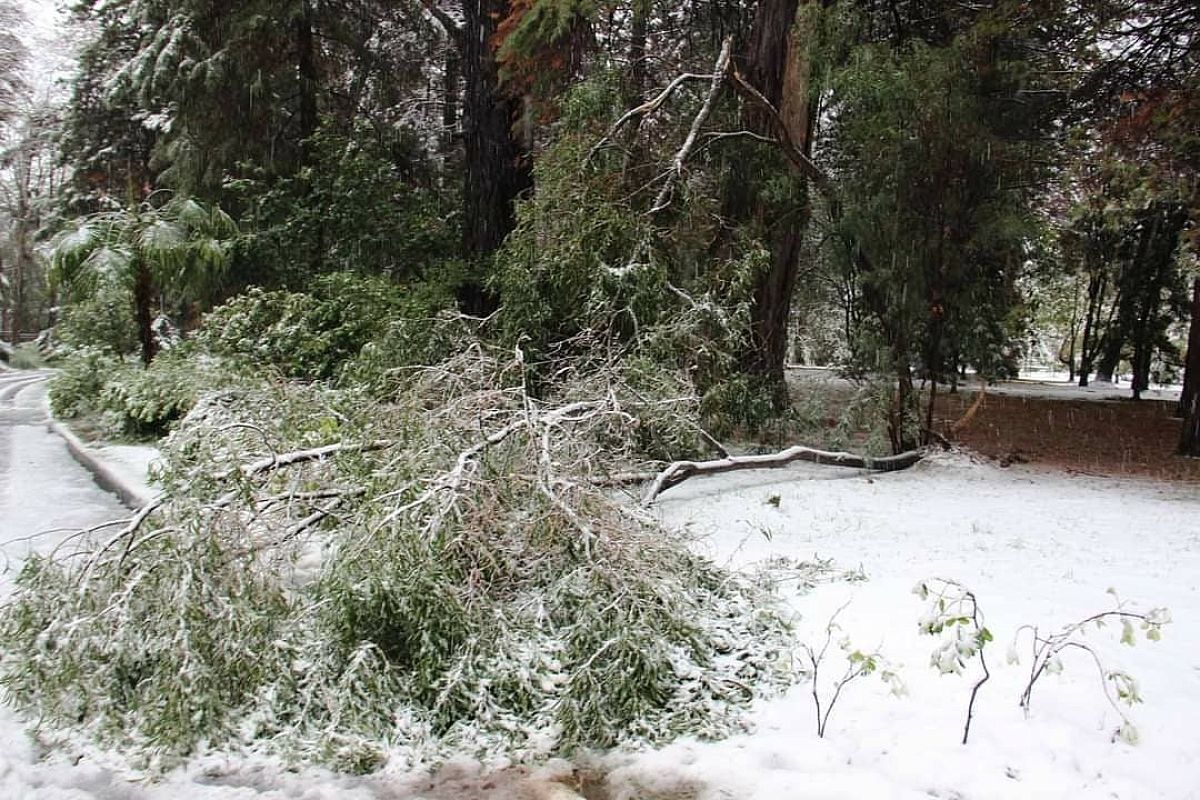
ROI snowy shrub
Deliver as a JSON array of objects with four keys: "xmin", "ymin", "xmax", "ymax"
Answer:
[
  {"xmin": 339, "ymin": 303, "xmax": 481, "ymax": 398},
  {"xmin": 49, "ymin": 346, "xmax": 232, "ymax": 439},
  {"xmin": 56, "ymin": 284, "xmax": 139, "ymax": 357},
  {"xmin": 47, "ymin": 348, "xmax": 121, "ymax": 418},
  {"xmin": 915, "ymin": 579, "xmax": 992, "ymax": 744},
  {"xmin": 199, "ymin": 273, "xmax": 405, "ymax": 380},
  {"xmin": 0, "ymin": 344, "xmax": 794, "ymax": 772},
  {"xmin": 803, "ymin": 604, "xmax": 904, "ymax": 738},
  {"xmin": 96, "ymin": 348, "xmax": 217, "ymax": 437}
]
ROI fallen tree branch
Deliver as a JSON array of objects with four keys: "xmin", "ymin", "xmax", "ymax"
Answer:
[
  {"xmin": 75, "ymin": 497, "xmax": 165, "ymax": 586},
  {"xmin": 217, "ymin": 439, "xmax": 395, "ymax": 482},
  {"xmin": 641, "ymin": 445, "xmax": 924, "ymax": 506},
  {"xmin": 649, "ymin": 37, "xmax": 733, "ymax": 214}
]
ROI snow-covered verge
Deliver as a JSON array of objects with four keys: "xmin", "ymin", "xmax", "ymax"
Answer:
[
  {"xmin": 603, "ymin": 452, "xmax": 1200, "ymax": 799},
  {"xmin": 47, "ymin": 417, "xmax": 161, "ymax": 508}
]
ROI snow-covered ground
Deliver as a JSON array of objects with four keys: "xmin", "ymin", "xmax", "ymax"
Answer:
[
  {"xmin": 2, "ymin": 366, "xmax": 1198, "ymax": 798},
  {"xmin": 606, "ymin": 453, "xmax": 1200, "ymax": 799}
]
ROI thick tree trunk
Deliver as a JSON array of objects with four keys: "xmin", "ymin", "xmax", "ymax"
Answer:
[
  {"xmin": 628, "ymin": 0, "xmax": 649, "ymax": 101},
  {"xmin": 461, "ymin": 0, "xmax": 532, "ymax": 261},
  {"xmin": 1095, "ymin": 329, "xmax": 1122, "ymax": 383},
  {"xmin": 890, "ymin": 346, "xmax": 918, "ymax": 453},
  {"xmin": 730, "ymin": 0, "xmax": 816, "ymax": 406},
  {"xmin": 1181, "ymin": 394, "xmax": 1200, "ymax": 457}
]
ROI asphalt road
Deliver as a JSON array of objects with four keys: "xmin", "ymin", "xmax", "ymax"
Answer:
[{"xmin": 0, "ymin": 369, "xmax": 128, "ymax": 585}]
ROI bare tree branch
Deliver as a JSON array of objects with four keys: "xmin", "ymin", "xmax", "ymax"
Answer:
[
  {"xmin": 585, "ymin": 69, "xmax": 723, "ymax": 167},
  {"xmin": 724, "ymin": 68, "xmax": 836, "ymax": 202},
  {"xmin": 217, "ymin": 439, "xmax": 395, "ymax": 482}
]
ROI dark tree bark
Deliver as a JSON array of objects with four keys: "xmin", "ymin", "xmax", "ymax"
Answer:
[
  {"xmin": 133, "ymin": 262, "xmax": 157, "ymax": 365},
  {"xmin": 628, "ymin": 0, "xmax": 649, "ymax": 101},
  {"xmin": 727, "ymin": 0, "xmax": 817, "ymax": 407},
  {"xmin": 441, "ymin": 46, "xmax": 460, "ymax": 158},
  {"xmin": 1078, "ymin": 270, "xmax": 1107, "ymax": 386},
  {"xmin": 1094, "ymin": 287, "xmax": 1126, "ymax": 383},
  {"xmin": 296, "ymin": 0, "xmax": 318, "ymax": 149},
  {"xmin": 1181, "ymin": 394, "xmax": 1200, "ymax": 457},
  {"xmin": 1177, "ymin": 279, "xmax": 1200, "ymax": 458},
  {"xmin": 461, "ymin": 0, "xmax": 532, "ymax": 261}
]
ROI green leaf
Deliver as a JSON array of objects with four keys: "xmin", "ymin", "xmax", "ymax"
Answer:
[{"xmin": 140, "ymin": 219, "xmax": 187, "ymax": 253}]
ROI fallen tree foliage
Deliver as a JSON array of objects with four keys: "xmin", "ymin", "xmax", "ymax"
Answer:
[{"xmin": 0, "ymin": 346, "xmax": 795, "ymax": 774}]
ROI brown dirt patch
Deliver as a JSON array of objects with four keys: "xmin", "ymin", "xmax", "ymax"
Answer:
[{"xmin": 935, "ymin": 390, "xmax": 1200, "ymax": 482}]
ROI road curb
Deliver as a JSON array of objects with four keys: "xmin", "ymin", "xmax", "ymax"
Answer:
[{"xmin": 46, "ymin": 417, "xmax": 154, "ymax": 510}]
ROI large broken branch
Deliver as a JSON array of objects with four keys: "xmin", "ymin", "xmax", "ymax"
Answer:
[
  {"xmin": 585, "ymin": 65, "xmax": 725, "ymax": 167},
  {"xmin": 217, "ymin": 439, "xmax": 395, "ymax": 482},
  {"xmin": 641, "ymin": 445, "xmax": 924, "ymax": 505},
  {"xmin": 950, "ymin": 385, "xmax": 988, "ymax": 434},
  {"xmin": 649, "ymin": 37, "xmax": 733, "ymax": 214}
]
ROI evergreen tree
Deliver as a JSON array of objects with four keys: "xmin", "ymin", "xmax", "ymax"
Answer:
[
  {"xmin": 827, "ymin": 2, "xmax": 1065, "ymax": 450},
  {"xmin": 51, "ymin": 196, "xmax": 236, "ymax": 363}
]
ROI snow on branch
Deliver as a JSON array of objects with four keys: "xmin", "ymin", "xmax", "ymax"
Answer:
[
  {"xmin": 0, "ymin": 344, "xmax": 796, "ymax": 769},
  {"xmin": 417, "ymin": 0, "xmax": 465, "ymax": 46},
  {"xmin": 648, "ymin": 37, "xmax": 733, "ymax": 214},
  {"xmin": 642, "ymin": 445, "xmax": 924, "ymax": 505},
  {"xmin": 584, "ymin": 40, "xmax": 732, "ymax": 168}
]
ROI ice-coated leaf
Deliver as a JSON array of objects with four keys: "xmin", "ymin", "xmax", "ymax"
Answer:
[
  {"xmin": 1116, "ymin": 722, "xmax": 1140, "ymax": 746},
  {"xmin": 83, "ymin": 245, "xmax": 133, "ymax": 279}
]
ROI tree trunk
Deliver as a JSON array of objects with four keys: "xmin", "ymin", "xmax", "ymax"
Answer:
[
  {"xmin": 441, "ymin": 46, "xmax": 460, "ymax": 159},
  {"xmin": 628, "ymin": 0, "xmax": 649, "ymax": 101},
  {"xmin": 461, "ymin": 0, "xmax": 532, "ymax": 261},
  {"xmin": 1180, "ymin": 281, "xmax": 1200, "ymax": 434},
  {"xmin": 891, "ymin": 354, "xmax": 918, "ymax": 453},
  {"xmin": 729, "ymin": 0, "xmax": 816, "ymax": 407},
  {"xmin": 1181, "ymin": 393, "xmax": 1200, "ymax": 457},
  {"xmin": 1095, "ymin": 327, "xmax": 1122, "ymax": 383},
  {"xmin": 1078, "ymin": 270, "xmax": 1106, "ymax": 387},
  {"xmin": 133, "ymin": 262, "xmax": 157, "ymax": 365},
  {"xmin": 296, "ymin": 0, "xmax": 319, "ymax": 151}
]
